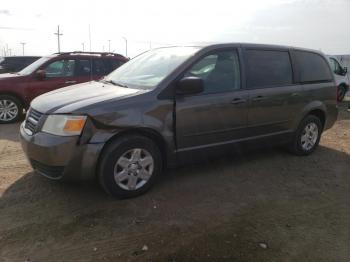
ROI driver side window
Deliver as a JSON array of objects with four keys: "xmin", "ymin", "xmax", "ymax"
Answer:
[
  {"xmin": 44, "ymin": 59, "xmax": 75, "ymax": 78},
  {"xmin": 185, "ymin": 50, "xmax": 241, "ymax": 94},
  {"xmin": 330, "ymin": 58, "xmax": 342, "ymax": 75}
]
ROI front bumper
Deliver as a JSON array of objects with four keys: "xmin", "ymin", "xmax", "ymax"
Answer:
[{"xmin": 20, "ymin": 122, "xmax": 104, "ymax": 181}]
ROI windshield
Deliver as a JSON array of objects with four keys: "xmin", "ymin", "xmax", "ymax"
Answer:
[
  {"xmin": 104, "ymin": 47, "xmax": 200, "ymax": 89},
  {"xmin": 18, "ymin": 56, "xmax": 52, "ymax": 75}
]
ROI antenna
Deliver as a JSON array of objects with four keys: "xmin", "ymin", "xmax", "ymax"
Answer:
[{"xmin": 54, "ymin": 25, "xmax": 63, "ymax": 53}]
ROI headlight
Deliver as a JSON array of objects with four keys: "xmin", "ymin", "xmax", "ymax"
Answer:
[{"xmin": 42, "ymin": 115, "xmax": 87, "ymax": 136}]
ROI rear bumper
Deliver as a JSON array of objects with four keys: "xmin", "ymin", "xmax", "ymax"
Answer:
[{"xmin": 20, "ymin": 122, "xmax": 104, "ymax": 181}]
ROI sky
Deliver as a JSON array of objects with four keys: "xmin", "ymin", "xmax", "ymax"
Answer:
[{"xmin": 0, "ymin": 0, "xmax": 349, "ymax": 58}]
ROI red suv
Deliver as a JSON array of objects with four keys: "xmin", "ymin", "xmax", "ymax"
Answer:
[{"xmin": 0, "ymin": 51, "xmax": 128, "ymax": 123}]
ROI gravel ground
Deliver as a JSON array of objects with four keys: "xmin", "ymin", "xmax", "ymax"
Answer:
[{"xmin": 0, "ymin": 101, "xmax": 349, "ymax": 262}]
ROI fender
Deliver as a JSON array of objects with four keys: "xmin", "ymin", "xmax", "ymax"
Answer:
[{"xmin": 292, "ymin": 101, "xmax": 327, "ymax": 131}]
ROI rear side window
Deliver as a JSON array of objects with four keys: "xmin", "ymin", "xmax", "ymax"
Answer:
[
  {"xmin": 76, "ymin": 59, "xmax": 91, "ymax": 76},
  {"xmin": 93, "ymin": 59, "xmax": 109, "ymax": 75},
  {"xmin": 110, "ymin": 60, "xmax": 124, "ymax": 71},
  {"xmin": 294, "ymin": 51, "xmax": 332, "ymax": 83},
  {"xmin": 246, "ymin": 50, "xmax": 293, "ymax": 89}
]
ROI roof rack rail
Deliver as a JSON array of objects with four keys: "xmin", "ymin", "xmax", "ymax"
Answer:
[{"xmin": 53, "ymin": 51, "xmax": 126, "ymax": 57}]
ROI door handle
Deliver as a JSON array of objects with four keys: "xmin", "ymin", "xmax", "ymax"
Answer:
[
  {"xmin": 65, "ymin": 80, "xmax": 77, "ymax": 84},
  {"xmin": 231, "ymin": 98, "xmax": 247, "ymax": 105},
  {"xmin": 252, "ymin": 95, "xmax": 266, "ymax": 101}
]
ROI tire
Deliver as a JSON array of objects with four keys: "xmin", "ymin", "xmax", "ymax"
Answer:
[
  {"xmin": 98, "ymin": 135, "xmax": 162, "ymax": 199},
  {"xmin": 288, "ymin": 115, "xmax": 322, "ymax": 156},
  {"xmin": 0, "ymin": 95, "xmax": 24, "ymax": 124},
  {"xmin": 337, "ymin": 85, "xmax": 346, "ymax": 102}
]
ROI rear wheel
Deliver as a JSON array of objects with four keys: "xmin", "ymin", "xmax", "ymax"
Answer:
[
  {"xmin": 288, "ymin": 115, "xmax": 322, "ymax": 155},
  {"xmin": 98, "ymin": 135, "xmax": 162, "ymax": 198},
  {"xmin": 0, "ymin": 95, "xmax": 23, "ymax": 124}
]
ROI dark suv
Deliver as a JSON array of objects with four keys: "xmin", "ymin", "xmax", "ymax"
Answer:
[
  {"xmin": 0, "ymin": 52, "xmax": 128, "ymax": 123},
  {"xmin": 20, "ymin": 43, "xmax": 338, "ymax": 198},
  {"xmin": 0, "ymin": 56, "xmax": 41, "ymax": 74}
]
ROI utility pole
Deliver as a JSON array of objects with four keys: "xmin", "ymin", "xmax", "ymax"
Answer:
[
  {"xmin": 122, "ymin": 37, "xmax": 127, "ymax": 57},
  {"xmin": 20, "ymin": 42, "xmax": 26, "ymax": 55},
  {"xmin": 108, "ymin": 40, "xmax": 111, "ymax": 52},
  {"xmin": 82, "ymin": 43, "xmax": 84, "ymax": 51},
  {"xmin": 88, "ymin": 25, "xmax": 92, "ymax": 52},
  {"xmin": 54, "ymin": 25, "xmax": 63, "ymax": 53}
]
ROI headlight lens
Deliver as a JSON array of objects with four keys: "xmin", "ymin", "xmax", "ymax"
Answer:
[{"xmin": 42, "ymin": 115, "xmax": 87, "ymax": 136}]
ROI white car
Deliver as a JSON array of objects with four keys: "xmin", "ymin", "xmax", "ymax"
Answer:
[{"xmin": 327, "ymin": 56, "xmax": 349, "ymax": 101}]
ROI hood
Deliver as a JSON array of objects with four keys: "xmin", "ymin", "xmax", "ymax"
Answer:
[{"xmin": 31, "ymin": 81, "xmax": 143, "ymax": 114}]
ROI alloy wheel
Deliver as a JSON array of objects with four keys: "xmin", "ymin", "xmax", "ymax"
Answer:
[
  {"xmin": 0, "ymin": 99, "xmax": 18, "ymax": 122},
  {"xmin": 114, "ymin": 148, "xmax": 154, "ymax": 191},
  {"xmin": 301, "ymin": 122, "xmax": 319, "ymax": 151}
]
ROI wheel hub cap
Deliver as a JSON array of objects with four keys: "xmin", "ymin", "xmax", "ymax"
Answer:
[
  {"xmin": 301, "ymin": 123, "xmax": 318, "ymax": 151},
  {"xmin": 114, "ymin": 148, "xmax": 154, "ymax": 191},
  {"xmin": 0, "ymin": 99, "xmax": 18, "ymax": 122}
]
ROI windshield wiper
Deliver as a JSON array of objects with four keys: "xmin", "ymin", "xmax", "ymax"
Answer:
[{"xmin": 102, "ymin": 79, "xmax": 128, "ymax": 88}]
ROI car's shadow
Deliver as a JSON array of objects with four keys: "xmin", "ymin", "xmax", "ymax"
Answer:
[
  {"xmin": 0, "ymin": 122, "xmax": 21, "ymax": 142},
  {"xmin": 1, "ymin": 143, "xmax": 350, "ymax": 261}
]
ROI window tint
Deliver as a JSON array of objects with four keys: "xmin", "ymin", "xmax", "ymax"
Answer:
[
  {"xmin": 110, "ymin": 60, "xmax": 124, "ymax": 71},
  {"xmin": 294, "ymin": 51, "xmax": 332, "ymax": 83},
  {"xmin": 185, "ymin": 50, "xmax": 241, "ymax": 94},
  {"xmin": 329, "ymin": 58, "xmax": 342, "ymax": 75},
  {"xmin": 93, "ymin": 59, "xmax": 108, "ymax": 75},
  {"xmin": 246, "ymin": 50, "xmax": 293, "ymax": 88},
  {"xmin": 76, "ymin": 59, "xmax": 91, "ymax": 76},
  {"xmin": 44, "ymin": 59, "xmax": 75, "ymax": 77}
]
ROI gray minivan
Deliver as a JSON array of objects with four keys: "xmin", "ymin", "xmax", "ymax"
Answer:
[{"xmin": 20, "ymin": 43, "xmax": 338, "ymax": 198}]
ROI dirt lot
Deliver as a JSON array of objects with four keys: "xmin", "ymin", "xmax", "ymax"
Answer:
[{"xmin": 1, "ymin": 102, "xmax": 350, "ymax": 262}]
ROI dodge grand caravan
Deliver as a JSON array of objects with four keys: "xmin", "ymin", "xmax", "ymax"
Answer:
[{"xmin": 20, "ymin": 43, "xmax": 338, "ymax": 198}]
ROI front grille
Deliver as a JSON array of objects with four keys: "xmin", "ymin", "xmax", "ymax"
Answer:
[
  {"xmin": 30, "ymin": 159, "xmax": 64, "ymax": 179},
  {"xmin": 24, "ymin": 108, "xmax": 43, "ymax": 135}
]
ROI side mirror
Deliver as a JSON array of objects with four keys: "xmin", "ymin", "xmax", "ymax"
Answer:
[
  {"xmin": 35, "ymin": 70, "xmax": 46, "ymax": 80},
  {"xmin": 176, "ymin": 76, "xmax": 204, "ymax": 95}
]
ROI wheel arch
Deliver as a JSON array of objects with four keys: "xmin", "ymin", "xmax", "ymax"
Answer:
[
  {"xmin": 307, "ymin": 109, "xmax": 326, "ymax": 129},
  {"xmin": 294, "ymin": 102, "xmax": 327, "ymax": 131},
  {"xmin": 0, "ymin": 91, "xmax": 27, "ymax": 109},
  {"xmin": 96, "ymin": 127, "xmax": 171, "ymax": 174}
]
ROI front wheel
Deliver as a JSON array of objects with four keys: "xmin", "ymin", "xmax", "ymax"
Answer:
[
  {"xmin": 98, "ymin": 135, "xmax": 162, "ymax": 198},
  {"xmin": 337, "ymin": 85, "xmax": 347, "ymax": 102},
  {"xmin": 288, "ymin": 115, "xmax": 322, "ymax": 156},
  {"xmin": 0, "ymin": 95, "xmax": 23, "ymax": 124}
]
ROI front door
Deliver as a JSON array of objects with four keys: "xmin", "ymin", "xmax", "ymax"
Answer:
[
  {"xmin": 26, "ymin": 59, "xmax": 77, "ymax": 102},
  {"xmin": 175, "ymin": 49, "xmax": 249, "ymax": 151}
]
